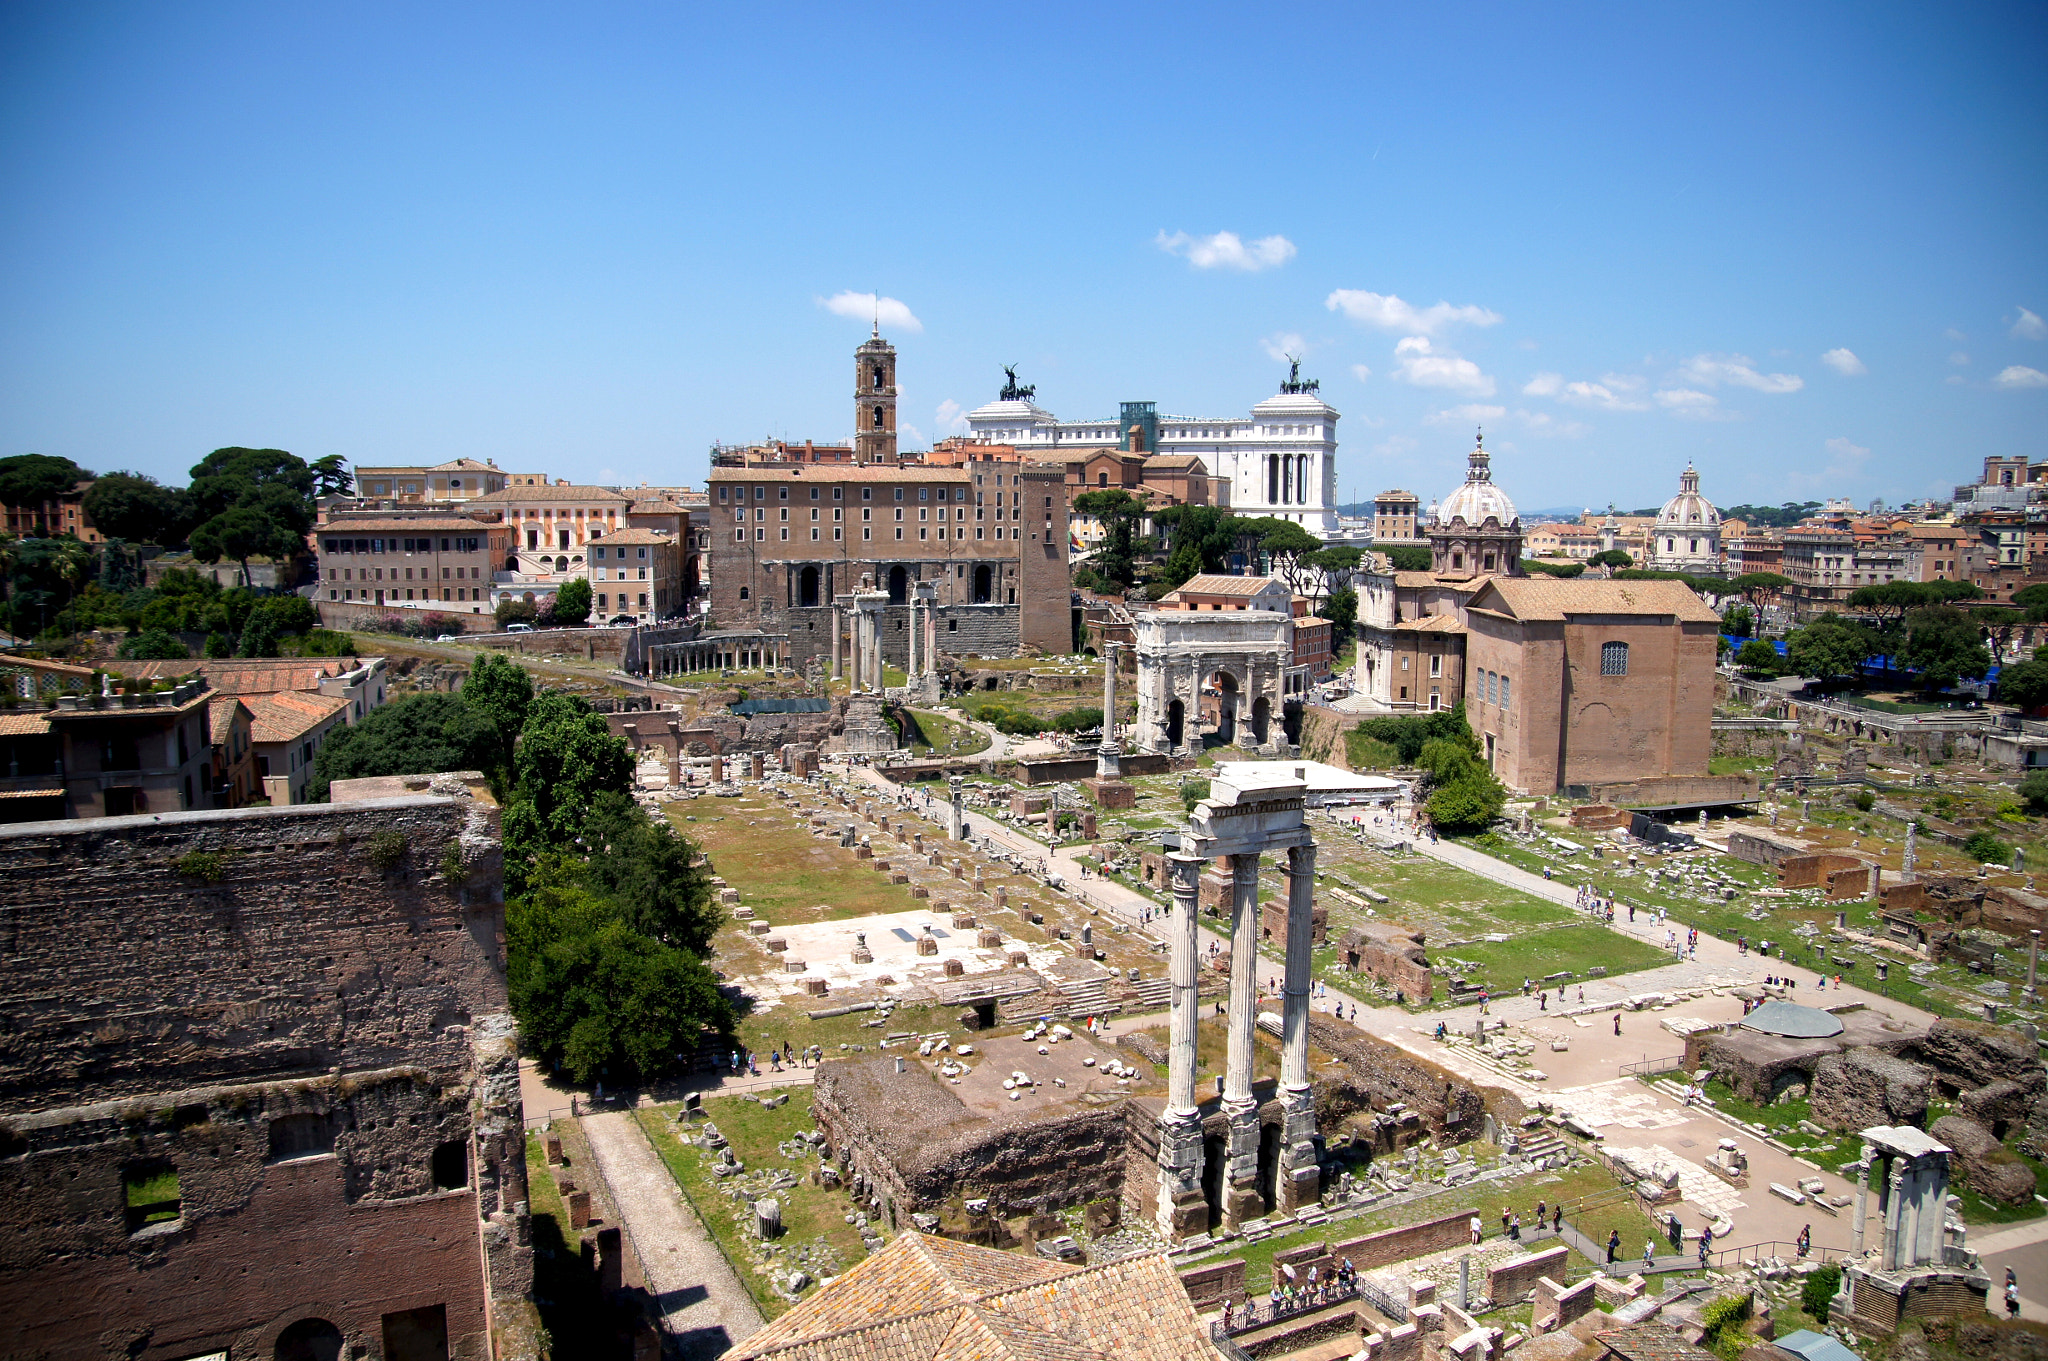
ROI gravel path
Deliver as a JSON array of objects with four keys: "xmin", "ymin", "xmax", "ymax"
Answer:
[{"xmin": 580, "ymin": 1110, "xmax": 764, "ymax": 1360}]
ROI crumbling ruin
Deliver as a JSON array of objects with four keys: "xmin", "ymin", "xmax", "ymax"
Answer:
[{"xmin": 1336, "ymin": 922, "xmax": 1436, "ymax": 1001}]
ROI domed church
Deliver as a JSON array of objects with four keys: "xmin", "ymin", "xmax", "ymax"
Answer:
[
  {"xmin": 1647, "ymin": 464, "xmax": 1722, "ymax": 573},
  {"xmin": 1427, "ymin": 432, "xmax": 1523, "ymax": 580}
]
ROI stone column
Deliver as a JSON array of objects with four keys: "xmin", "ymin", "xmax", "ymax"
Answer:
[
  {"xmin": 1098, "ymin": 643, "xmax": 1123, "ymax": 780},
  {"xmin": 925, "ymin": 594, "xmax": 938, "ymax": 678},
  {"xmin": 1882, "ymin": 1154, "xmax": 1905, "ymax": 1272},
  {"xmin": 1852, "ymin": 1150, "xmax": 1872, "ymax": 1254},
  {"xmin": 831, "ymin": 606, "xmax": 842, "ymax": 681},
  {"xmin": 1902, "ymin": 821, "xmax": 1918, "ymax": 880},
  {"xmin": 1156, "ymin": 850, "xmax": 1209, "ymax": 1239},
  {"xmin": 947, "ymin": 775, "xmax": 966, "ymax": 842},
  {"xmin": 1222, "ymin": 851, "xmax": 1264, "ymax": 1229},
  {"xmin": 1276, "ymin": 840, "xmax": 1322, "ymax": 1213},
  {"xmin": 907, "ymin": 593, "xmax": 921, "ymax": 681}
]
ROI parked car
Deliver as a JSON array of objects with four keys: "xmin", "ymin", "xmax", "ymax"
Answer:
[
  {"xmin": 608, "ymin": 614, "xmax": 638, "ymax": 627},
  {"xmin": 434, "ymin": 634, "xmax": 458, "ymax": 643},
  {"xmin": 506, "ymin": 623, "xmax": 533, "ymax": 633}
]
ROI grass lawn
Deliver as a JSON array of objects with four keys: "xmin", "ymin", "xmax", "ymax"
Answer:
[
  {"xmin": 902, "ymin": 709, "xmax": 991, "ymax": 757},
  {"xmin": 636, "ymin": 1096, "xmax": 868, "ymax": 1320},
  {"xmin": 1433, "ymin": 925, "xmax": 1671, "ymax": 1000}
]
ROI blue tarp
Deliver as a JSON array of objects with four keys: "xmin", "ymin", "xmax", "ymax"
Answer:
[{"xmin": 729, "ymin": 697, "xmax": 831, "ymax": 716}]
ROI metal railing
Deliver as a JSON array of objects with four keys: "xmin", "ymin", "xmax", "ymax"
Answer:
[
  {"xmin": 1621, "ymin": 1054, "xmax": 1688, "ymax": 1077},
  {"xmin": 1220, "ymin": 1278, "xmax": 1371, "ymax": 1337}
]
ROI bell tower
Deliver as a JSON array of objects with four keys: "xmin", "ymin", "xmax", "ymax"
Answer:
[{"xmin": 854, "ymin": 324, "xmax": 897, "ymax": 463}]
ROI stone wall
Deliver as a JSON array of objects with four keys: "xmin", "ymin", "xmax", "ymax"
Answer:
[
  {"xmin": 0, "ymin": 795, "xmax": 524, "ymax": 1361},
  {"xmin": 1532, "ymin": 1275, "xmax": 1598, "ymax": 1332},
  {"xmin": 1810, "ymin": 1048, "xmax": 1933, "ymax": 1131},
  {"xmin": 1335, "ymin": 923, "xmax": 1435, "ymax": 1001},
  {"xmin": 1982, "ymin": 886, "xmax": 2048, "ymax": 938},
  {"xmin": 1308, "ymin": 1016, "xmax": 1496, "ymax": 1143},
  {"xmin": 1484, "ymin": 1245, "xmax": 1569, "ymax": 1307},
  {"xmin": 1727, "ymin": 829, "xmax": 1808, "ymax": 868},
  {"xmin": 1180, "ymin": 1258, "xmax": 1248, "ymax": 1312}
]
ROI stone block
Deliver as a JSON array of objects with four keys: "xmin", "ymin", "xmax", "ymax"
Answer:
[
  {"xmin": 1082, "ymin": 778, "xmax": 1136, "ymax": 809},
  {"xmin": 1008, "ymin": 951, "xmax": 1029, "ymax": 966},
  {"xmin": 943, "ymin": 959, "xmax": 964, "ymax": 977},
  {"xmin": 544, "ymin": 1133, "xmax": 563, "ymax": 1165},
  {"xmin": 567, "ymin": 1189, "xmax": 592, "ymax": 1229},
  {"xmin": 803, "ymin": 977, "xmax": 829, "ymax": 996},
  {"xmin": 785, "ymin": 958, "xmax": 808, "ymax": 973}
]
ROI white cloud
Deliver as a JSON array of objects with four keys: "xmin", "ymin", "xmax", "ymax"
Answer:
[
  {"xmin": 900, "ymin": 424, "xmax": 927, "ymax": 447},
  {"xmin": 1155, "ymin": 229, "xmax": 1296, "ymax": 271},
  {"xmin": 599, "ymin": 467, "xmax": 617, "ymax": 483},
  {"xmin": 1654, "ymin": 388, "xmax": 1735, "ymax": 421},
  {"xmin": 1390, "ymin": 336, "xmax": 1495, "ymax": 396},
  {"xmin": 1373, "ymin": 434, "xmax": 1419, "ymax": 457},
  {"xmin": 1995, "ymin": 365, "xmax": 2048, "ymax": 390},
  {"xmin": 1325, "ymin": 290, "xmax": 1503, "ymax": 336},
  {"xmin": 1350, "ymin": 364, "xmax": 1372, "ymax": 382},
  {"xmin": 935, "ymin": 399, "xmax": 967, "ymax": 436},
  {"xmin": 2012, "ymin": 308, "xmax": 2047, "ymax": 341},
  {"xmin": 1260, "ymin": 332, "xmax": 1308, "ymax": 362},
  {"xmin": 818, "ymin": 291, "xmax": 923, "ymax": 333},
  {"xmin": 1950, "ymin": 351, "xmax": 1971, "ymax": 366},
  {"xmin": 1521, "ymin": 372, "xmax": 1564, "ymax": 397},
  {"xmin": 1821, "ymin": 348, "xmax": 1867, "ymax": 376},
  {"xmin": 1424, "ymin": 404, "xmax": 1506, "ymax": 425},
  {"xmin": 1945, "ymin": 327, "xmax": 1968, "ymax": 343},
  {"xmin": 1513, "ymin": 409, "xmax": 1589, "ymax": 438},
  {"xmin": 1558, "ymin": 379, "xmax": 1648, "ymax": 412},
  {"xmin": 1673, "ymin": 353, "xmax": 1804, "ymax": 394}
]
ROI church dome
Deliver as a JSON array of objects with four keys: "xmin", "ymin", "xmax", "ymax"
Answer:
[
  {"xmin": 1432, "ymin": 436, "xmax": 1518, "ymax": 528},
  {"xmin": 1656, "ymin": 464, "xmax": 1720, "ymax": 529}
]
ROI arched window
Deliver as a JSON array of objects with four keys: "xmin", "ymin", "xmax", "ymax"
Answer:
[
  {"xmin": 872, "ymin": 364, "xmax": 884, "ymax": 389},
  {"xmin": 872, "ymin": 405, "xmax": 885, "ymax": 429},
  {"xmin": 1601, "ymin": 641, "xmax": 1629, "ymax": 676},
  {"xmin": 1098, "ymin": 471, "xmax": 1108, "ymax": 486}
]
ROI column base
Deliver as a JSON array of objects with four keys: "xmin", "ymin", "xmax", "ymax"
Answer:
[
  {"xmin": 1155, "ymin": 1110, "xmax": 1209, "ymax": 1242},
  {"xmin": 1275, "ymin": 1162, "xmax": 1323, "ymax": 1216},
  {"xmin": 1275, "ymin": 1086, "xmax": 1322, "ymax": 1215},
  {"xmin": 1220, "ymin": 1097, "xmax": 1263, "ymax": 1230}
]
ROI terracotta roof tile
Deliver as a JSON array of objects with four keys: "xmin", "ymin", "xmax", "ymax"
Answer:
[
  {"xmin": 0, "ymin": 712, "xmax": 52, "ymax": 735},
  {"xmin": 1469, "ymin": 576, "xmax": 1720, "ymax": 623},
  {"xmin": 244, "ymin": 690, "xmax": 349, "ymax": 744},
  {"xmin": 1167, "ymin": 574, "xmax": 1284, "ymax": 597},
  {"xmin": 593, "ymin": 528, "xmax": 676, "ymax": 545},
  {"xmin": 466, "ymin": 483, "xmax": 631, "ymax": 504}
]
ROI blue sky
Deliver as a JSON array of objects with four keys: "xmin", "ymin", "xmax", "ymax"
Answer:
[{"xmin": 1, "ymin": 2, "xmax": 2043, "ymax": 514}]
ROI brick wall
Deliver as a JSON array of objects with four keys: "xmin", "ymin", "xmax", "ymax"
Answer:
[
  {"xmin": 1484, "ymin": 1244, "xmax": 1568, "ymax": 1306},
  {"xmin": 0, "ymin": 794, "xmax": 521, "ymax": 1361}
]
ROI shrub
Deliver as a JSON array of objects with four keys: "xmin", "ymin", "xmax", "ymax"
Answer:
[
  {"xmin": 367, "ymin": 829, "xmax": 410, "ymax": 871},
  {"xmin": 1735, "ymin": 639, "xmax": 1779, "ymax": 674},
  {"xmin": 119, "ymin": 628, "xmax": 191, "ymax": 660},
  {"xmin": 495, "ymin": 598, "xmax": 540, "ymax": 628},
  {"xmin": 1180, "ymin": 778, "xmax": 1211, "ymax": 812},
  {"xmin": 1963, "ymin": 830, "xmax": 2012, "ymax": 865},
  {"xmin": 1854, "ymin": 789, "xmax": 1875, "ymax": 812},
  {"xmin": 1801, "ymin": 1263, "xmax": 1842, "ymax": 1321},
  {"xmin": 175, "ymin": 850, "xmax": 231, "ymax": 882},
  {"xmin": 2021, "ymin": 770, "xmax": 2048, "ymax": 814}
]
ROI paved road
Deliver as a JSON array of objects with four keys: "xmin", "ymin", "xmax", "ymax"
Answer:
[{"xmin": 579, "ymin": 1110, "xmax": 764, "ymax": 1360}]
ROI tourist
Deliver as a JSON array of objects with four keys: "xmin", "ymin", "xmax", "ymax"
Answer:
[
  {"xmin": 1438, "ymin": 1021, "xmax": 1450, "ymax": 1042},
  {"xmin": 1606, "ymin": 1229, "xmax": 1621, "ymax": 1264},
  {"xmin": 1577, "ymin": 986, "xmax": 1585, "ymax": 1004},
  {"xmin": 1471, "ymin": 1214, "xmax": 1483, "ymax": 1245},
  {"xmin": 1698, "ymin": 1225, "xmax": 1713, "ymax": 1268},
  {"xmin": 1536, "ymin": 1199, "xmax": 1546, "ymax": 1227},
  {"xmin": 1614, "ymin": 1013, "xmax": 1622, "ymax": 1036},
  {"xmin": 1629, "ymin": 903, "xmax": 1637, "ymax": 922},
  {"xmin": 1509, "ymin": 1213, "xmax": 1522, "ymax": 1241},
  {"xmin": 1540, "ymin": 992, "xmax": 1547, "ymax": 1011},
  {"xmin": 1221, "ymin": 1300, "xmax": 1234, "ymax": 1330},
  {"xmin": 1553, "ymin": 1204, "xmax": 1563, "ymax": 1233},
  {"xmin": 1502, "ymin": 1207, "xmax": 1512, "ymax": 1236},
  {"xmin": 1796, "ymin": 1225, "xmax": 1811, "ymax": 1258},
  {"xmin": 1270, "ymin": 1284, "xmax": 1283, "ymax": 1319},
  {"xmin": 2009, "ymin": 1277, "xmax": 2022, "ymax": 1319},
  {"xmin": 1645, "ymin": 1239, "xmax": 1658, "ymax": 1268}
]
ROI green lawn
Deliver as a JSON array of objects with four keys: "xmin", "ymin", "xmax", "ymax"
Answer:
[
  {"xmin": 636, "ymin": 1097, "xmax": 869, "ymax": 1319},
  {"xmin": 902, "ymin": 709, "xmax": 992, "ymax": 757},
  {"xmin": 1433, "ymin": 925, "xmax": 1671, "ymax": 999}
]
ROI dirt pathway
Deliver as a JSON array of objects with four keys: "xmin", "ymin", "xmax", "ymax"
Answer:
[{"xmin": 579, "ymin": 1110, "xmax": 764, "ymax": 1360}]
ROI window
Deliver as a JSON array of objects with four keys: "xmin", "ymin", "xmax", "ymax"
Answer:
[
  {"xmin": 123, "ymin": 1160, "xmax": 180, "ymax": 1233},
  {"xmin": 269, "ymin": 1112, "xmax": 338, "ymax": 1162},
  {"xmin": 1429, "ymin": 654, "xmax": 1442, "ymax": 678},
  {"xmin": 739, "ymin": 586, "xmax": 749, "ymax": 600},
  {"xmin": 1601, "ymin": 641, "xmax": 1629, "ymax": 676},
  {"xmin": 1501, "ymin": 675, "xmax": 1510, "ymax": 711}
]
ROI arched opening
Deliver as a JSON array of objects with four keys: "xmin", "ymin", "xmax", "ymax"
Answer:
[
  {"xmin": 1166, "ymin": 698, "xmax": 1185, "ymax": 747},
  {"xmin": 887, "ymin": 565, "xmax": 908, "ymax": 604},
  {"xmin": 1097, "ymin": 471, "xmax": 1109, "ymax": 486},
  {"xmin": 554, "ymin": 556, "xmax": 568, "ymax": 572},
  {"xmin": 1268, "ymin": 456, "xmax": 1279, "ymax": 504},
  {"xmin": 972, "ymin": 564, "xmax": 992, "ymax": 604},
  {"xmin": 1250, "ymin": 695, "xmax": 1272, "ymax": 746},
  {"xmin": 1207, "ymin": 671, "xmax": 1239, "ymax": 745},
  {"xmin": 275, "ymin": 1319, "xmax": 344, "ymax": 1361},
  {"xmin": 798, "ymin": 565, "xmax": 819, "ymax": 607},
  {"xmin": 503, "ymin": 555, "xmax": 518, "ymax": 572},
  {"xmin": 1282, "ymin": 698, "xmax": 1304, "ymax": 743}
]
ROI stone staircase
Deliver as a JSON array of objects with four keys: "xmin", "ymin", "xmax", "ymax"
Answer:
[
  {"xmin": 1515, "ymin": 1126, "xmax": 1566, "ymax": 1163},
  {"xmin": 1054, "ymin": 975, "xmax": 1115, "ymax": 1020},
  {"xmin": 1125, "ymin": 977, "xmax": 1172, "ymax": 1011}
]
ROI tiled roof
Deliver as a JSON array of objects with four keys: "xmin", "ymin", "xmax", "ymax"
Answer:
[
  {"xmin": 593, "ymin": 528, "xmax": 676, "ymax": 545},
  {"xmin": 0, "ymin": 712, "xmax": 52, "ymax": 735},
  {"xmin": 206, "ymin": 695, "xmax": 250, "ymax": 741},
  {"xmin": 711, "ymin": 466, "xmax": 975, "ymax": 484},
  {"xmin": 319, "ymin": 516, "xmax": 502, "ymax": 532},
  {"xmin": 1402, "ymin": 613, "xmax": 1467, "ymax": 634},
  {"xmin": 730, "ymin": 1233, "xmax": 1217, "ymax": 1361},
  {"xmin": 1168, "ymin": 574, "xmax": 1284, "ymax": 597},
  {"xmin": 467, "ymin": 483, "xmax": 631, "ymax": 504},
  {"xmin": 430, "ymin": 459, "xmax": 499, "ymax": 472},
  {"xmin": 244, "ymin": 690, "xmax": 349, "ymax": 744},
  {"xmin": 1469, "ymin": 576, "xmax": 1721, "ymax": 623},
  {"xmin": 107, "ymin": 658, "xmax": 370, "ymax": 695}
]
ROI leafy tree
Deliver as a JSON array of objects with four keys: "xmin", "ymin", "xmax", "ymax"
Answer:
[
  {"xmin": 1320, "ymin": 585, "xmax": 1358, "ymax": 635},
  {"xmin": 506, "ymin": 873, "xmax": 734, "ymax": 1085},
  {"xmin": 1179, "ymin": 778, "xmax": 1211, "ymax": 812},
  {"xmin": 1588, "ymin": 549, "xmax": 1633, "ymax": 570},
  {"xmin": 1729, "ymin": 572, "xmax": 1792, "ymax": 613},
  {"xmin": 118, "ymin": 628, "xmax": 191, "ymax": 660},
  {"xmin": 308, "ymin": 454, "xmax": 355, "ymax": 499},
  {"xmin": 1899, "ymin": 605, "xmax": 1992, "ymax": 691},
  {"xmin": 1524, "ymin": 559, "xmax": 1586, "ymax": 578},
  {"xmin": 549, "ymin": 577, "xmax": 593, "ymax": 626},
  {"xmin": 2019, "ymin": 769, "xmax": 2048, "ymax": 814},
  {"xmin": 186, "ymin": 448, "xmax": 316, "ymax": 587},
  {"xmin": 1785, "ymin": 615, "xmax": 1876, "ymax": 682},
  {"xmin": 495, "ymin": 597, "xmax": 540, "ymax": 628},
  {"xmin": 1153, "ymin": 504, "xmax": 1242, "ymax": 575},
  {"xmin": 305, "ymin": 693, "xmax": 502, "ymax": 802},
  {"xmin": 0, "ymin": 455, "xmax": 93, "ymax": 527},
  {"xmin": 463, "ymin": 651, "xmax": 535, "ymax": 768},
  {"xmin": 1723, "ymin": 604, "xmax": 1754, "ymax": 637},
  {"xmin": 1244, "ymin": 517, "xmax": 1322, "ymax": 595},
  {"xmin": 1724, "ymin": 501, "xmax": 1822, "ymax": 530},
  {"xmin": 204, "ymin": 630, "xmax": 233, "ymax": 658},
  {"xmin": 1999, "ymin": 657, "xmax": 2048, "ymax": 711},
  {"xmin": 1962, "ymin": 830, "xmax": 2012, "ymax": 865},
  {"xmin": 1422, "ymin": 733, "xmax": 1507, "ymax": 833},
  {"xmin": 293, "ymin": 628, "xmax": 357, "ymax": 657},
  {"xmin": 1073, "ymin": 489, "xmax": 1147, "ymax": 590},
  {"xmin": 503, "ymin": 691, "xmax": 633, "ymax": 871},
  {"xmin": 1975, "ymin": 606, "xmax": 2028, "ymax": 661},
  {"xmin": 576, "ymin": 791, "xmax": 723, "ymax": 954},
  {"xmin": 1158, "ymin": 539, "xmax": 1205, "ymax": 592},
  {"xmin": 1379, "ymin": 543, "xmax": 1432, "ymax": 572},
  {"xmin": 1356, "ymin": 707, "xmax": 1480, "ymax": 765},
  {"xmin": 83, "ymin": 473, "xmax": 192, "ymax": 546},
  {"xmin": 1735, "ymin": 639, "xmax": 1780, "ymax": 675}
]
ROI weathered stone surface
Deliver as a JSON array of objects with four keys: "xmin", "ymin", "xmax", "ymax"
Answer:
[
  {"xmin": 1810, "ymin": 1047, "xmax": 1932, "ymax": 1132},
  {"xmin": 1930, "ymin": 1114, "xmax": 2037, "ymax": 1206},
  {"xmin": 1917, "ymin": 1019, "xmax": 2046, "ymax": 1099}
]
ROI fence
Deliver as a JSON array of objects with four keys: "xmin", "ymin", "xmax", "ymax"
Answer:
[
  {"xmin": 1220, "ymin": 1278, "xmax": 1373, "ymax": 1338},
  {"xmin": 1621, "ymin": 1054, "xmax": 1688, "ymax": 1077}
]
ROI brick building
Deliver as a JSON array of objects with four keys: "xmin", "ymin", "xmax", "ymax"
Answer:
[
  {"xmin": 0, "ymin": 791, "xmax": 532, "ymax": 1361},
  {"xmin": 0, "ymin": 478, "xmax": 100, "ymax": 543},
  {"xmin": 350, "ymin": 458, "xmax": 510, "ymax": 502},
  {"xmin": 706, "ymin": 460, "xmax": 1072, "ymax": 663},
  {"xmin": 315, "ymin": 514, "xmax": 511, "ymax": 615},
  {"xmin": 1461, "ymin": 577, "xmax": 1720, "ymax": 795}
]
